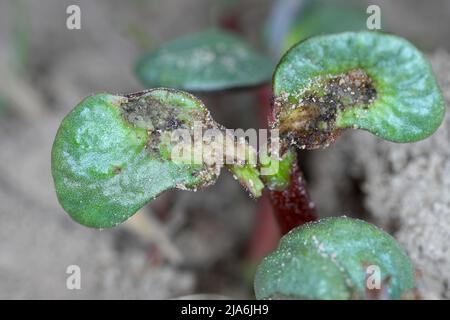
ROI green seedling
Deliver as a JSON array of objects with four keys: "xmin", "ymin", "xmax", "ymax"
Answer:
[{"xmin": 52, "ymin": 31, "xmax": 445, "ymax": 299}]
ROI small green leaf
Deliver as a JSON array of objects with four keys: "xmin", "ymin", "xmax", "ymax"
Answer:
[
  {"xmin": 254, "ymin": 217, "xmax": 415, "ymax": 300},
  {"xmin": 273, "ymin": 31, "xmax": 445, "ymax": 149},
  {"xmin": 260, "ymin": 149, "xmax": 296, "ymax": 190},
  {"xmin": 52, "ymin": 89, "xmax": 221, "ymax": 228},
  {"xmin": 135, "ymin": 29, "xmax": 274, "ymax": 91},
  {"xmin": 228, "ymin": 163, "xmax": 264, "ymax": 198},
  {"xmin": 283, "ymin": 1, "xmax": 368, "ymax": 54}
]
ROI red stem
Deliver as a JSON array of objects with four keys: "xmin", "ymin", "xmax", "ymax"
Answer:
[
  {"xmin": 247, "ymin": 81, "xmax": 318, "ymax": 260},
  {"xmin": 268, "ymin": 153, "xmax": 317, "ymax": 235},
  {"xmin": 246, "ymin": 189, "xmax": 280, "ymax": 261},
  {"xmin": 264, "ymin": 84, "xmax": 318, "ymax": 235}
]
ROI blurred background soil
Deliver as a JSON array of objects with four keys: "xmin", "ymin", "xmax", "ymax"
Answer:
[{"xmin": 0, "ymin": 0, "xmax": 449, "ymax": 299}]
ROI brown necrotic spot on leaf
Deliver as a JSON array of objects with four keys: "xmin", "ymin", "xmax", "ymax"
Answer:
[
  {"xmin": 122, "ymin": 92, "xmax": 191, "ymax": 131},
  {"xmin": 273, "ymin": 69, "xmax": 377, "ymax": 149},
  {"xmin": 120, "ymin": 90, "xmax": 215, "ymax": 157},
  {"xmin": 113, "ymin": 166, "xmax": 122, "ymax": 175},
  {"xmin": 118, "ymin": 89, "xmax": 225, "ymax": 191}
]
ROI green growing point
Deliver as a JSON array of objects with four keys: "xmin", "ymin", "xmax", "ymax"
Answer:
[
  {"xmin": 135, "ymin": 28, "xmax": 274, "ymax": 92},
  {"xmin": 254, "ymin": 217, "xmax": 416, "ymax": 300},
  {"xmin": 273, "ymin": 31, "xmax": 445, "ymax": 149},
  {"xmin": 52, "ymin": 88, "xmax": 263, "ymax": 228}
]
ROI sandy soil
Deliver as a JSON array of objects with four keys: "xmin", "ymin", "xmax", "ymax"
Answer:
[{"xmin": 0, "ymin": 0, "xmax": 449, "ymax": 299}]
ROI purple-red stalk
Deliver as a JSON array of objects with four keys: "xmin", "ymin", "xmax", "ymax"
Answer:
[
  {"xmin": 266, "ymin": 86, "xmax": 318, "ymax": 235},
  {"xmin": 268, "ymin": 156, "xmax": 317, "ymax": 235}
]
